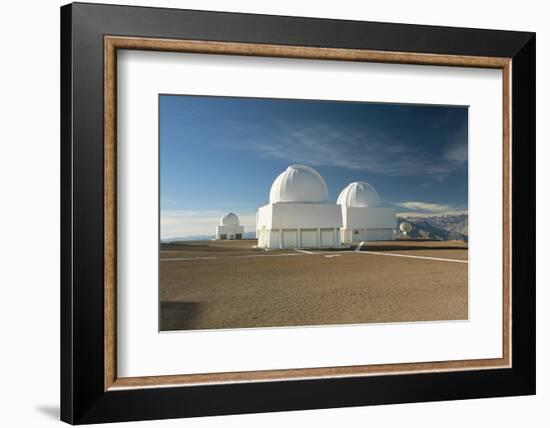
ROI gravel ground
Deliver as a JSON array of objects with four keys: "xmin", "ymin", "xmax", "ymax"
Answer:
[{"xmin": 159, "ymin": 239, "xmax": 468, "ymax": 331}]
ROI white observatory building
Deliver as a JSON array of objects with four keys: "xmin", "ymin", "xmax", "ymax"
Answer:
[
  {"xmin": 337, "ymin": 181, "xmax": 396, "ymax": 242},
  {"xmin": 256, "ymin": 165, "xmax": 342, "ymax": 249},
  {"xmin": 216, "ymin": 212, "xmax": 244, "ymax": 240}
]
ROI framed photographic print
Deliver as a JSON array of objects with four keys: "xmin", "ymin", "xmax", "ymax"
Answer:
[{"xmin": 60, "ymin": 2, "xmax": 536, "ymax": 424}]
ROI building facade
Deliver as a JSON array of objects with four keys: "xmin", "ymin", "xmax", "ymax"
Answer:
[
  {"xmin": 337, "ymin": 181, "xmax": 396, "ymax": 242},
  {"xmin": 256, "ymin": 165, "xmax": 342, "ymax": 249},
  {"xmin": 216, "ymin": 212, "xmax": 244, "ymax": 240}
]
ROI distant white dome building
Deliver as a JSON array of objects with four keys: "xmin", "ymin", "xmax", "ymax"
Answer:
[
  {"xmin": 256, "ymin": 165, "xmax": 342, "ymax": 249},
  {"xmin": 337, "ymin": 181, "xmax": 396, "ymax": 242},
  {"xmin": 216, "ymin": 212, "xmax": 244, "ymax": 240}
]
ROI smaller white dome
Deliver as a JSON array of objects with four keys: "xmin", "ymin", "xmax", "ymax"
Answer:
[
  {"xmin": 337, "ymin": 181, "xmax": 381, "ymax": 208},
  {"xmin": 220, "ymin": 212, "xmax": 239, "ymax": 226}
]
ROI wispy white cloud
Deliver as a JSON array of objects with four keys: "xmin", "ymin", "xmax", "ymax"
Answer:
[
  {"xmin": 443, "ymin": 139, "xmax": 468, "ymax": 164},
  {"xmin": 161, "ymin": 209, "xmax": 256, "ymax": 239},
  {"xmin": 397, "ymin": 201, "xmax": 453, "ymax": 212},
  {"xmin": 219, "ymin": 121, "xmax": 466, "ymax": 177},
  {"xmin": 396, "ymin": 210, "xmax": 468, "ymax": 218}
]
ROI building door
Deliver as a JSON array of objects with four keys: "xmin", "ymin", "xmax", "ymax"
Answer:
[
  {"xmin": 320, "ymin": 229, "xmax": 334, "ymax": 247},
  {"xmin": 300, "ymin": 229, "xmax": 317, "ymax": 248},
  {"xmin": 235, "ymin": 233, "xmax": 242, "ymax": 240},
  {"xmin": 352, "ymin": 229, "xmax": 366, "ymax": 242},
  {"xmin": 366, "ymin": 229, "xmax": 379, "ymax": 241},
  {"xmin": 282, "ymin": 230, "xmax": 298, "ymax": 248},
  {"xmin": 378, "ymin": 229, "xmax": 393, "ymax": 240}
]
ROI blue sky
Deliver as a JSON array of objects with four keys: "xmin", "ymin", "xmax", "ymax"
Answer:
[{"xmin": 160, "ymin": 95, "xmax": 468, "ymax": 238}]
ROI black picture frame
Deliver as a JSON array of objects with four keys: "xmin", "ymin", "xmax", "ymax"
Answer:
[{"xmin": 61, "ymin": 2, "xmax": 535, "ymax": 424}]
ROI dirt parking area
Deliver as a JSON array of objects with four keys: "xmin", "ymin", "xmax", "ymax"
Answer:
[{"xmin": 159, "ymin": 239, "xmax": 468, "ymax": 331}]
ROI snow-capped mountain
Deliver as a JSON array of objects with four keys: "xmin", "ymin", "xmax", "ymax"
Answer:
[{"xmin": 398, "ymin": 214, "xmax": 468, "ymax": 242}]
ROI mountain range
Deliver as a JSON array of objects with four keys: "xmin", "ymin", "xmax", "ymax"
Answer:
[
  {"xmin": 162, "ymin": 231, "xmax": 257, "ymax": 242},
  {"xmin": 398, "ymin": 214, "xmax": 468, "ymax": 242}
]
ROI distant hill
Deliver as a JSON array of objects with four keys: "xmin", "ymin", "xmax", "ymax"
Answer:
[
  {"xmin": 162, "ymin": 235, "xmax": 214, "ymax": 242},
  {"xmin": 163, "ymin": 215, "xmax": 468, "ymax": 243},
  {"xmin": 398, "ymin": 214, "xmax": 468, "ymax": 242},
  {"xmin": 162, "ymin": 231, "xmax": 257, "ymax": 243}
]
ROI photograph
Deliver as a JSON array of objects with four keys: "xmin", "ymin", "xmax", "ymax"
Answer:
[{"xmin": 159, "ymin": 95, "xmax": 469, "ymax": 331}]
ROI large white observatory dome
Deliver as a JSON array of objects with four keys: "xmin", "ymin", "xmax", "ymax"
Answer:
[
  {"xmin": 269, "ymin": 164, "xmax": 329, "ymax": 203},
  {"xmin": 337, "ymin": 181, "xmax": 381, "ymax": 208},
  {"xmin": 219, "ymin": 212, "xmax": 240, "ymax": 226}
]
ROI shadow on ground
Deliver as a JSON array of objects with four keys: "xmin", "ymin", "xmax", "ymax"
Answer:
[
  {"xmin": 160, "ymin": 301, "xmax": 203, "ymax": 331},
  {"xmin": 35, "ymin": 405, "xmax": 59, "ymax": 420}
]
